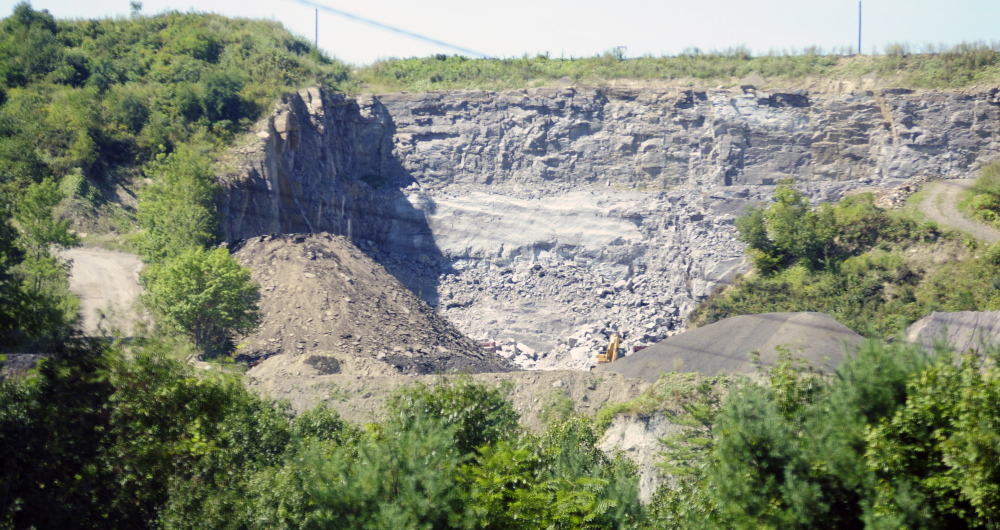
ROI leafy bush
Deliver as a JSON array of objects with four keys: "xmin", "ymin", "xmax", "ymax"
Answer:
[
  {"xmin": 132, "ymin": 147, "xmax": 219, "ymax": 263},
  {"xmin": 385, "ymin": 376, "xmax": 519, "ymax": 455},
  {"xmin": 141, "ymin": 246, "xmax": 260, "ymax": 355},
  {"xmin": 965, "ymin": 160, "xmax": 1000, "ymax": 229},
  {"xmin": 0, "ymin": 178, "xmax": 80, "ymax": 349},
  {"xmin": 690, "ymin": 184, "xmax": 999, "ymax": 336},
  {"xmin": 735, "ymin": 182, "xmax": 934, "ymax": 277},
  {"xmin": 656, "ymin": 339, "xmax": 934, "ymax": 528},
  {"xmin": 866, "ymin": 349, "xmax": 1000, "ymax": 527},
  {"xmin": 301, "ymin": 413, "xmax": 475, "ymax": 529}
]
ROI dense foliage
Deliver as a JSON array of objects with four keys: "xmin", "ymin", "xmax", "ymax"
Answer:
[
  {"xmin": 0, "ymin": 177, "xmax": 79, "ymax": 351},
  {"xmin": 0, "ymin": 2, "xmax": 347, "ymax": 181},
  {"xmin": 646, "ymin": 338, "xmax": 1000, "ymax": 529},
  {"xmin": 0, "ymin": 349, "xmax": 641, "ymax": 528},
  {"xmin": 7, "ymin": 334, "xmax": 996, "ymax": 528},
  {"xmin": 690, "ymin": 182, "xmax": 1000, "ymax": 335}
]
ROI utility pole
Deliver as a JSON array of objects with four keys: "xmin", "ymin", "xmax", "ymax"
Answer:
[
  {"xmin": 857, "ymin": 1, "xmax": 862, "ymax": 55},
  {"xmin": 315, "ymin": 8, "xmax": 318, "ymax": 48}
]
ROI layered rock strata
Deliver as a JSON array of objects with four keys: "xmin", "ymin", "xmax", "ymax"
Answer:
[{"xmin": 221, "ymin": 85, "xmax": 1000, "ymax": 370}]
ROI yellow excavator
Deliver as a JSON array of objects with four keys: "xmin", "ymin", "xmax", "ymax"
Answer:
[{"xmin": 596, "ymin": 333, "xmax": 621, "ymax": 363}]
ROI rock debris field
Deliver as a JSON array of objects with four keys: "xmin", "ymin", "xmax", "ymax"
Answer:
[{"xmin": 233, "ymin": 233, "xmax": 512, "ymax": 375}]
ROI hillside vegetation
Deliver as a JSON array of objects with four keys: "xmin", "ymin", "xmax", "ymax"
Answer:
[
  {"xmin": 354, "ymin": 43, "xmax": 1000, "ymax": 92},
  {"xmin": 4, "ymin": 321, "xmax": 999, "ymax": 528},
  {"xmin": 689, "ymin": 181, "xmax": 1000, "ymax": 336},
  {"xmin": 0, "ymin": 2, "xmax": 349, "ymax": 352}
]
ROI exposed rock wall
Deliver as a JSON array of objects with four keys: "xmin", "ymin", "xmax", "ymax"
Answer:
[
  {"xmin": 380, "ymin": 86, "xmax": 1000, "ymax": 188},
  {"xmin": 221, "ymin": 85, "xmax": 1000, "ymax": 370},
  {"xmin": 599, "ymin": 412, "xmax": 681, "ymax": 502}
]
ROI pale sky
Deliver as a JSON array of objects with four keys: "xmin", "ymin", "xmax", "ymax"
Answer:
[{"xmin": 7, "ymin": 0, "xmax": 1000, "ymax": 66}]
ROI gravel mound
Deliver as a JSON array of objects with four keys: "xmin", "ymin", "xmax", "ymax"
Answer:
[
  {"xmin": 594, "ymin": 312, "xmax": 861, "ymax": 381},
  {"xmin": 233, "ymin": 233, "xmax": 512, "ymax": 375},
  {"xmin": 906, "ymin": 311, "xmax": 1000, "ymax": 354}
]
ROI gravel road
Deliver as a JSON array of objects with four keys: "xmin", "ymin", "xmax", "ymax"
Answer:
[
  {"xmin": 919, "ymin": 179, "xmax": 1000, "ymax": 243},
  {"xmin": 63, "ymin": 247, "xmax": 143, "ymax": 335}
]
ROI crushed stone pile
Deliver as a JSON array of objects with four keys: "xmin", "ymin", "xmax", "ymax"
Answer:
[
  {"xmin": 906, "ymin": 311, "xmax": 1000, "ymax": 354},
  {"xmin": 595, "ymin": 312, "xmax": 862, "ymax": 381},
  {"xmin": 232, "ymin": 233, "xmax": 512, "ymax": 375}
]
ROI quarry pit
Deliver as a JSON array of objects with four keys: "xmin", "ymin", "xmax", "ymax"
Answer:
[{"xmin": 219, "ymin": 84, "xmax": 1000, "ymax": 371}]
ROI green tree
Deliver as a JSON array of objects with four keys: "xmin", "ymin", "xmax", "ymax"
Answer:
[
  {"xmin": 736, "ymin": 181, "xmax": 837, "ymax": 274},
  {"xmin": 4, "ymin": 178, "xmax": 80, "ymax": 348},
  {"xmin": 0, "ymin": 205, "xmax": 28, "ymax": 345},
  {"xmin": 0, "ymin": 2, "xmax": 61, "ymax": 88},
  {"xmin": 132, "ymin": 147, "xmax": 219, "ymax": 263},
  {"xmin": 385, "ymin": 376, "xmax": 520, "ymax": 455},
  {"xmin": 0, "ymin": 340, "xmax": 117, "ymax": 528},
  {"xmin": 461, "ymin": 417, "xmax": 643, "ymax": 530},
  {"xmin": 1, "ymin": 337, "xmax": 325, "ymax": 528},
  {"xmin": 13, "ymin": 178, "xmax": 79, "ymax": 260},
  {"xmin": 301, "ymin": 413, "xmax": 475, "ymax": 529},
  {"xmin": 865, "ymin": 349, "xmax": 1000, "ymax": 528},
  {"xmin": 700, "ymin": 340, "xmax": 935, "ymax": 528},
  {"xmin": 141, "ymin": 246, "xmax": 260, "ymax": 355}
]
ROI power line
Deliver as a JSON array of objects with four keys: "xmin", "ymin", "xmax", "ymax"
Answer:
[{"xmin": 289, "ymin": 0, "xmax": 493, "ymax": 59}]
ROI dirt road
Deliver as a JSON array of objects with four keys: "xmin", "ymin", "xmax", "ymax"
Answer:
[
  {"xmin": 919, "ymin": 179, "xmax": 1000, "ymax": 243},
  {"xmin": 63, "ymin": 247, "xmax": 143, "ymax": 335}
]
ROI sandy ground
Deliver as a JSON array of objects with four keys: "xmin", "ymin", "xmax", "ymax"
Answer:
[
  {"xmin": 245, "ymin": 353, "xmax": 649, "ymax": 431},
  {"xmin": 919, "ymin": 179, "xmax": 1000, "ymax": 243},
  {"xmin": 63, "ymin": 247, "xmax": 143, "ymax": 335}
]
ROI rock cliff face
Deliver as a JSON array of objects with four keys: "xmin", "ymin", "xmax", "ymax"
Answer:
[
  {"xmin": 221, "ymin": 85, "xmax": 1000, "ymax": 369},
  {"xmin": 381, "ymin": 87, "xmax": 1000, "ymax": 188}
]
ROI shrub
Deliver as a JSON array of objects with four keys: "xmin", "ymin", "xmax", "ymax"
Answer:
[{"xmin": 141, "ymin": 246, "xmax": 260, "ymax": 355}]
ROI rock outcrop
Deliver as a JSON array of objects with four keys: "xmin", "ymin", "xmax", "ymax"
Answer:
[
  {"xmin": 380, "ymin": 87, "xmax": 1000, "ymax": 188},
  {"xmin": 599, "ymin": 412, "xmax": 682, "ymax": 502},
  {"xmin": 221, "ymin": 85, "xmax": 1000, "ymax": 370}
]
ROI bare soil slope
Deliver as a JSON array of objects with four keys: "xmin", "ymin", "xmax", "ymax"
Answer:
[
  {"xmin": 595, "ymin": 312, "xmax": 862, "ymax": 382},
  {"xmin": 232, "ymin": 233, "xmax": 512, "ymax": 374}
]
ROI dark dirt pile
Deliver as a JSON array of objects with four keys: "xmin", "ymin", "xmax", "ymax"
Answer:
[
  {"xmin": 232, "ymin": 233, "xmax": 512, "ymax": 375},
  {"xmin": 906, "ymin": 311, "xmax": 1000, "ymax": 354},
  {"xmin": 595, "ymin": 312, "xmax": 862, "ymax": 382}
]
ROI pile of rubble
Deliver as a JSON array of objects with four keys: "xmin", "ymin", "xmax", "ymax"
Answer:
[{"xmin": 233, "ymin": 233, "xmax": 512, "ymax": 375}]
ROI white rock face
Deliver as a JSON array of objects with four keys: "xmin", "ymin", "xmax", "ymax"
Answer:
[
  {"xmin": 420, "ymin": 191, "xmax": 643, "ymax": 260},
  {"xmin": 599, "ymin": 413, "xmax": 684, "ymax": 502}
]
